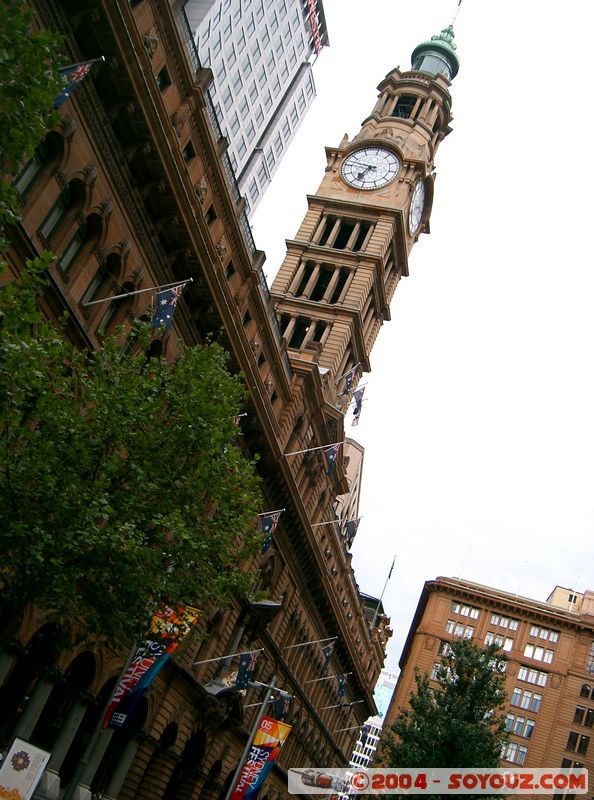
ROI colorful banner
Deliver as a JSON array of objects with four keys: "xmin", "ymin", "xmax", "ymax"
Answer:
[
  {"xmin": 0, "ymin": 738, "xmax": 50, "ymax": 800},
  {"xmin": 230, "ymin": 716, "xmax": 292, "ymax": 800},
  {"xmin": 103, "ymin": 604, "xmax": 200, "ymax": 729}
]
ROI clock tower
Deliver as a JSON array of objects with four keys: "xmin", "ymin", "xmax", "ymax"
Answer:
[{"xmin": 271, "ymin": 26, "xmax": 459, "ymax": 397}]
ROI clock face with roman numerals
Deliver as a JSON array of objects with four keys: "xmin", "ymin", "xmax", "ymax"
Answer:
[
  {"xmin": 341, "ymin": 147, "xmax": 401, "ymax": 190},
  {"xmin": 408, "ymin": 178, "xmax": 426, "ymax": 235}
]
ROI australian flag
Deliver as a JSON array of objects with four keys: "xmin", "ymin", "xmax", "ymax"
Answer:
[
  {"xmin": 54, "ymin": 60, "xmax": 100, "ymax": 109},
  {"xmin": 351, "ymin": 387, "xmax": 365, "ymax": 427},
  {"xmin": 337, "ymin": 673, "xmax": 348, "ymax": 699},
  {"xmin": 340, "ymin": 366, "xmax": 357, "ymax": 396},
  {"xmin": 321, "ymin": 641, "xmax": 334, "ymax": 676},
  {"xmin": 151, "ymin": 284, "xmax": 186, "ymax": 331},
  {"xmin": 345, "ymin": 518, "xmax": 360, "ymax": 548},
  {"xmin": 236, "ymin": 650, "xmax": 260, "ymax": 690},
  {"xmin": 324, "ymin": 444, "xmax": 340, "ymax": 476},
  {"xmin": 259, "ymin": 510, "xmax": 282, "ymax": 553},
  {"xmin": 272, "ymin": 696, "xmax": 291, "ymax": 721}
]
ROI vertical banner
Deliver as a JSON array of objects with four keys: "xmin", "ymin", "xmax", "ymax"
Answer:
[
  {"xmin": 103, "ymin": 604, "xmax": 200, "ymax": 729},
  {"xmin": 0, "ymin": 738, "xmax": 50, "ymax": 800},
  {"xmin": 229, "ymin": 716, "xmax": 292, "ymax": 800}
]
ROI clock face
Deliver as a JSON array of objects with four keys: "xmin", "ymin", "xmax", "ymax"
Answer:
[
  {"xmin": 408, "ymin": 178, "xmax": 426, "ymax": 235},
  {"xmin": 341, "ymin": 147, "xmax": 401, "ymax": 190}
]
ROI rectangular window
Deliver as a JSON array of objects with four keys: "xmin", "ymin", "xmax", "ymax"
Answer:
[
  {"xmin": 255, "ymin": 105, "xmax": 264, "ymax": 126},
  {"xmin": 577, "ymin": 735, "xmax": 590, "ymax": 754},
  {"xmin": 290, "ymin": 104, "xmax": 298, "ymax": 126},
  {"xmin": 245, "ymin": 120, "xmax": 255, "ymax": 142},
  {"xmin": 246, "ymin": 13, "xmax": 255, "ymax": 35},
  {"xmin": 511, "ymin": 688, "xmax": 522, "ymax": 706},
  {"xmin": 282, "ymin": 118, "xmax": 291, "ymax": 140},
  {"xmin": 509, "ymin": 619, "xmax": 519, "ymax": 631},
  {"xmin": 274, "ymin": 133, "xmax": 283, "ymax": 156},
  {"xmin": 222, "ymin": 86, "xmax": 233, "ymax": 110},
  {"xmin": 257, "ymin": 64, "xmax": 267, "ymax": 88},
  {"xmin": 257, "ymin": 161, "xmax": 268, "ymax": 184},
  {"xmin": 39, "ymin": 196, "xmax": 67, "ymax": 240},
  {"xmin": 239, "ymin": 95, "xmax": 249, "ymax": 118},
  {"xmin": 156, "ymin": 66, "xmax": 171, "ymax": 91},
  {"xmin": 182, "ymin": 140, "xmax": 196, "ymax": 162},
  {"xmin": 227, "ymin": 44, "xmax": 236, "ymax": 66},
  {"xmin": 230, "ymin": 112, "xmax": 240, "ymax": 135},
  {"xmin": 261, "ymin": 27, "xmax": 270, "ymax": 48},
  {"xmin": 263, "ymin": 90, "xmax": 273, "ymax": 111},
  {"xmin": 232, "ymin": 72, "xmax": 243, "ymax": 92},
  {"xmin": 237, "ymin": 30, "xmax": 247, "ymax": 52},
  {"xmin": 249, "ymin": 81, "xmax": 258, "ymax": 102},
  {"xmin": 574, "ymin": 706, "xmax": 586, "ymax": 725},
  {"xmin": 237, "ymin": 136, "xmax": 247, "ymax": 158},
  {"xmin": 452, "ymin": 602, "xmax": 461, "ymax": 614},
  {"xmin": 270, "ymin": 12, "xmax": 278, "ymax": 32},
  {"xmin": 490, "ymin": 614, "xmax": 499, "ymax": 625},
  {"xmin": 517, "ymin": 746, "xmax": 528, "ymax": 766},
  {"xmin": 251, "ymin": 41, "xmax": 261, "ymax": 62},
  {"xmin": 242, "ymin": 56, "xmax": 252, "ymax": 76},
  {"xmin": 500, "ymin": 616, "xmax": 509, "ymax": 629},
  {"xmin": 469, "ymin": 607, "xmax": 480, "ymax": 620},
  {"xmin": 503, "ymin": 637, "xmax": 514, "ymax": 652}
]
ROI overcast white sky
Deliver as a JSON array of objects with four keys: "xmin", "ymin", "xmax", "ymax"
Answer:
[{"xmin": 251, "ymin": 0, "xmax": 594, "ymax": 672}]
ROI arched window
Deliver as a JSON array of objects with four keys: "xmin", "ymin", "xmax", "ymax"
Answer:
[
  {"xmin": 40, "ymin": 178, "xmax": 86, "ymax": 246},
  {"xmin": 59, "ymin": 211, "xmax": 102, "ymax": 276},
  {"xmin": 14, "ymin": 132, "xmax": 64, "ymax": 199}
]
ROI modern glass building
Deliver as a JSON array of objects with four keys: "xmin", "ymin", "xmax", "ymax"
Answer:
[{"xmin": 186, "ymin": 0, "xmax": 329, "ymax": 216}]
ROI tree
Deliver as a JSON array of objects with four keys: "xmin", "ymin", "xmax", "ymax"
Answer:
[
  {"xmin": 0, "ymin": 263, "xmax": 262, "ymax": 646},
  {"xmin": 0, "ymin": 1, "xmax": 63, "ymax": 245},
  {"xmin": 380, "ymin": 639, "xmax": 508, "ymax": 771}
]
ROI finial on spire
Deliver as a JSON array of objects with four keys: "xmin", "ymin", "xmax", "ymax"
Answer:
[
  {"xmin": 451, "ymin": 0, "xmax": 463, "ymax": 27},
  {"xmin": 411, "ymin": 22, "xmax": 460, "ymax": 80}
]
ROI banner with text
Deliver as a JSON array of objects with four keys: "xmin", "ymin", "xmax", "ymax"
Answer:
[{"xmin": 230, "ymin": 716, "xmax": 292, "ymax": 800}]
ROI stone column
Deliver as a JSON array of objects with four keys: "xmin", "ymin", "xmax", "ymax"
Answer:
[
  {"xmin": 36, "ymin": 691, "xmax": 95, "ymax": 799},
  {"xmin": 12, "ymin": 667, "xmax": 62, "ymax": 741},
  {"xmin": 287, "ymin": 261, "xmax": 307, "ymax": 296},
  {"xmin": 63, "ymin": 728, "xmax": 114, "ymax": 800},
  {"xmin": 102, "ymin": 733, "xmax": 145, "ymax": 800},
  {"xmin": 321, "ymin": 268, "xmax": 341, "ymax": 303},
  {"xmin": 300, "ymin": 263, "xmax": 321, "ymax": 299}
]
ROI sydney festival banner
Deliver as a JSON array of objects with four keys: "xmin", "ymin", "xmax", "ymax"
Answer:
[
  {"xmin": 103, "ymin": 604, "xmax": 200, "ymax": 729},
  {"xmin": 230, "ymin": 716, "xmax": 292, "ymax": 800},
  {"xmin": 0, "ymin": 738, "xmax": 50, "ymax": 800}
]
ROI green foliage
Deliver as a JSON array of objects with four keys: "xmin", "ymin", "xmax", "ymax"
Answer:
[
  {"xmin": 0, "ymin": 1, "xmax": 63, "ymax": 244},
  {"xmin": 0, "ymin": 262, "xmax": 262, "ymax": 645},
  {"xmin": 380, "ymin": 639, "xmax": 508, "ymax": 776}
]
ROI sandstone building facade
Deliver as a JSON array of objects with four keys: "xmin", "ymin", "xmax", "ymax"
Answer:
[{"xmin": 0, "ymin": 2, "xmax": 458, "ymax": 798}]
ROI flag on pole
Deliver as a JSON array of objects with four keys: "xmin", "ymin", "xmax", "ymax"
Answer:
[
  {"xmin": 345, "ymin": 518, "xmax": 360, "ymax": 548},
  {"xmin": 259, "ymin": 510, "xmax": 282, "ymax": 553},
  {"xmin": 337, "ymin": 673, "xmax": 348, "ymax": 698},
  {"xmin": 54, "ymin": 59, "xmax": 102, "ymax": 109},
  {"xmin": 351, "ymin": 387, "xmax": 365, "ymax": 426},
  {"xmin": 236, "ymin": 650, "xmax": 260, "ymax": 689},
  {"xmin": 324, "ymin": 443, "xmax": 340, "ymax": 476},
  {"xmin": 320, "ymin": 641, "xmax": 335, "ymax": 676},
  {"xmin": 339, "ymin": 365, "xmax": 357, "ymax": 396},
  {"xmin": 151, "ymin": 283, "xmax": 187, "ymax": 330},
  {"xmin": 272, "ymin": 696, "xmax": 291, "ymax": 721}
]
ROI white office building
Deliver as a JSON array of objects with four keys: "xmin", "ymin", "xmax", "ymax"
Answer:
[
  {"xmin": 186, "ymin": 0, "xmax": 329, "ymax": 216},
  {"xmin": 349, "ymin": 669, "xmax": 398, "ymax": 769}
]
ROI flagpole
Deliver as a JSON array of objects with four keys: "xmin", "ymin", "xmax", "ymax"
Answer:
[
  {"xmin": 192, "ymin": 648, "xmax": 263, "ymax": 667},
  {"xmin": 371, "ymin": 556, "xmax": 395, "ymax": 628},
  {"xmin": 311, "ymin": 516, "xmax": 361, "ymax": 528},
  {"xmin": 303, "ymin": 671, "xmax": 352, "ymax": 685},
  {"xmin": 335, "ymin": 363, "xmax": 361, "ymax": 384},
  {"xmin": 334, "ymin": 726, "xmax": 361, "ymax": 733},
  {"xmin": 320, "ymin": 700, "xmax": 364, "ymax": 711},
  {"xmin": 284, "ymin": 441, "xmax": 343, "ymax": 457},
  {"xmin": 60, "ymin": 56, "xmax": 107, "ymax": 71},
  {"xmin": 82, "ymin": 278, "xmax": 193, "ymax": 307},
  {"xmin": 257, "ymin": 508, "xmax": 285, "ymax": 516},
  {"xmin": 283, "ymin": 636, "xmax": 337, "ymax": 651},
  {"xmin": 223, "ymin": 675, "xmax": 277, "ymax": 800}
]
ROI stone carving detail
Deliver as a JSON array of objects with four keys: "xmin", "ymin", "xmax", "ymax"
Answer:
[
  {"xmin": 551, "ymin": 674, "xmax": 562, "ymax": 689},
  {"xmin": 99, "ymin": 198, "xmax": 113, "ymax": 220},
  {"xmin": 142, "ymin": 28, "xmax": 159, "ymax": 60},
  {"xmin": 171, "ymin": 111, "xmax": 184, "ymax": 139},
  {"xmin": 424, "ymin": 637, "xmax": 437, "ymax": 651},
  {"xmin": 216, "ymin": 240, "xmax": 227, "ymax": 262},
  {"xmin": 82, "ymin": 163, "xmax": 97, "ymax": 187},
  {"xmin": 194, "ymin": 179, "xmax": 208, "ymax": 205}
]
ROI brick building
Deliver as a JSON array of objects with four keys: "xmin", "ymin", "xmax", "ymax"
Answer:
[{"xmin": 384, "ymin": 577, "xmax": 594, "ymax": 783}]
